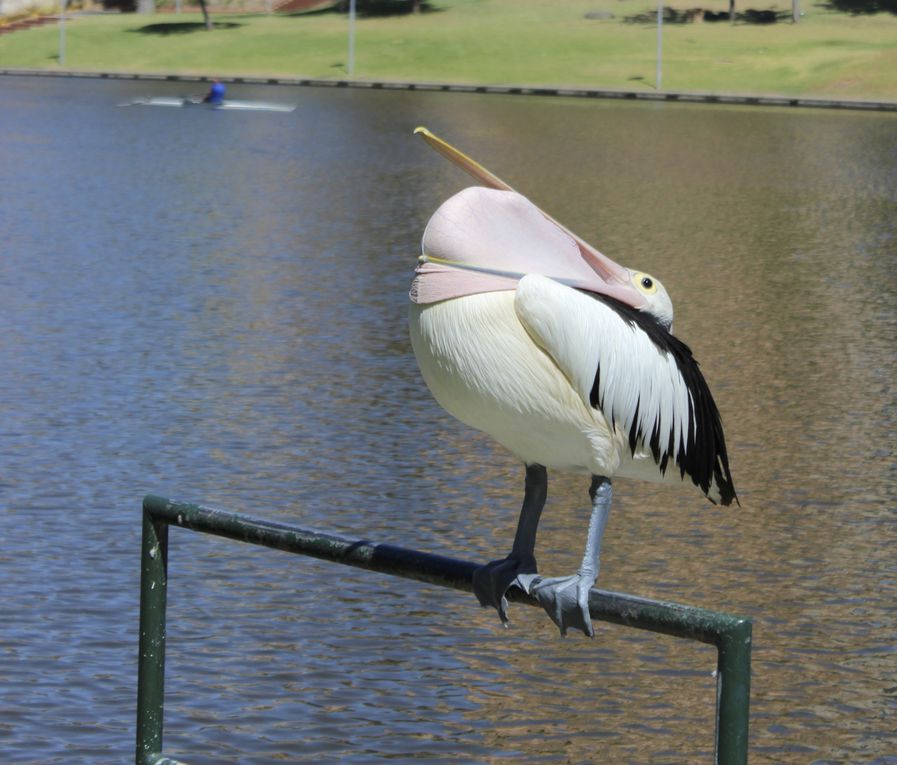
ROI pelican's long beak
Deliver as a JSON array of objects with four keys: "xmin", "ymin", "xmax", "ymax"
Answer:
[{"xmin": 414, "ymin": 127, "xmax": 634, "ymax": 289}]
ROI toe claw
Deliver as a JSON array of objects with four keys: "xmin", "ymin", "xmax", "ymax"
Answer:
[{"xmin": 472, "ymin": 555, "xmax": 538, "ymax": 626}]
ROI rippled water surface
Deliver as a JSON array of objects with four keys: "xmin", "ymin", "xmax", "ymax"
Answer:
[{"xmin": 1, "ymin": 75, "xmax": 895, "ymax": 764}]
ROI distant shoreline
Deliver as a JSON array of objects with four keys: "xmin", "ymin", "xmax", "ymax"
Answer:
[{"xmin": 4, "ymin": 68, "xmax": 897, "ymax": 113}]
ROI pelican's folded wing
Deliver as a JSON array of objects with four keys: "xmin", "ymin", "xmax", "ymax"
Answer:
[{"xmin": 514, "ymin": 274, "xmax": 736, "ymax": 505}]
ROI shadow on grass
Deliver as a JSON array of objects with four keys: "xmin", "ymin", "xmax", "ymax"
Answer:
[
  {"xmin": 623, "ymin": 6, "xmax": 791, "ymax": 23},
  {"xmin": 279, "ymin": 5, "xmax": 340, "ymax": 15},
  {"xmin": 282, "ymin": 0, "xmax": 439, "ymax": 16},
  {"xmin": 821, "ymin": 0, "xmax": 897, "ymax": 13},
  {"xmin": 129, "ymin": 21, "xmax": 243, "ymax": 34}
]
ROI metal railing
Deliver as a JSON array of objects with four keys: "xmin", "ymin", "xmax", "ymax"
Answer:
[{"xmin": 136, "ymin": 494, "xmax": 752, "ymax": 765}]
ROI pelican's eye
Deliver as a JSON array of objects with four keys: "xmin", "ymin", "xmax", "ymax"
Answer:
[{"xmin": 634, "ymin": 272, "xmax": 658, "ymax": 294}]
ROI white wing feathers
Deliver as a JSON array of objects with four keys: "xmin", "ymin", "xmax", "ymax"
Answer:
[{"xmin": 514, "ymin": 274, "xmax": 693, "ymax": 466}]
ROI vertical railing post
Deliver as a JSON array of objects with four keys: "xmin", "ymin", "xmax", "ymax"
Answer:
[
  {"xmin": 714, "ymin": 619, "xmax": 752, "ymax": 765},
  {"xmin": 135, "ymin": 506, "xmax": 169, "ymax": 765}
]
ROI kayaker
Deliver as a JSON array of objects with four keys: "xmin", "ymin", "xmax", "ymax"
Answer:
[{"xmin": 203, "ymin": 79, "xmax": 226, "ymax": 105}]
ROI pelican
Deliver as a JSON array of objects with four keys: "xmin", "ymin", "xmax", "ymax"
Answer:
[{"xmin": 409, "ymin": 128, "xmax": 736, "ymax": 637}]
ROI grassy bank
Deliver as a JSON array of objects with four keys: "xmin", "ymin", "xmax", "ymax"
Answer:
[{"xmin": 2, "ymin": 0, "xmax": 896, "ymax": 100}]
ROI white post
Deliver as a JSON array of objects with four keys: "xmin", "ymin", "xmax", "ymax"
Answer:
[
  {"xmin": 656, "ymin": 0, "xmax": 663, "ymax": 90},
  {"xmin": 348, "ymin": 0, "xmax": 356, "ymax": 77},
  {"xmin": 58, "ymin": 0, "xmax": 67, "ymax": 66}
]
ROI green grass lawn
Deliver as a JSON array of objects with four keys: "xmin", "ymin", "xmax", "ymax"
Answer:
[{"xmin": 2, "ymin": 0, "xmax": 896, "ymax": 100}]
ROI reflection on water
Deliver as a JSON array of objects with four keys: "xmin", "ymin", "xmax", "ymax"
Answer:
[{"xmin": 1, "ymin": 75, "xmax": 895, "ymax": 763}]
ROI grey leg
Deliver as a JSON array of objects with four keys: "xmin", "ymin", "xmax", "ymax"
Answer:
[
  {"xmin": 472, "ymin": 463, "xmax": 547, "ymax": 625},
  {"xmin": 525, "ymin": 475, "xmax": 612, "ymax": 637}
]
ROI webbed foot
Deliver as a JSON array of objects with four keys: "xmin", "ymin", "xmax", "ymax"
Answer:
[
  {"xmin": 528, "ymin": 573, "xmax": 596, "ymax": 637},
  {"xmin": 472, "ymin": 555, "xmax": 538, "ymax": 625}
]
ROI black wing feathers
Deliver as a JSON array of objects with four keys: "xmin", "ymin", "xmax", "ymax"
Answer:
[{"xmin": 587, "ymin": 296, "xmax": 737, "ymax": 506}]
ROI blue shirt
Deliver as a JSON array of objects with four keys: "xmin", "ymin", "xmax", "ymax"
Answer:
[{"xmin": 207, "ymin": 82, "xmax": 226, "ymax": 105}]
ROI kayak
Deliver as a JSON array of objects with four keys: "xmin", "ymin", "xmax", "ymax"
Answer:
[{"xmin": 122, "ymin": 97, "xmax": 297, "ymax": 113}]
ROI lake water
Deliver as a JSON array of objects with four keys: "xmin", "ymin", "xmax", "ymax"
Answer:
[{"xmin": 1, "ymin": 74, "xmax": 895, "ymax": 764}]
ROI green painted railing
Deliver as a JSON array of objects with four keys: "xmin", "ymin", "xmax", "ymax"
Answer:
[{"xmin": 136, "ymin": 494, "xmax": 752, "ymax": 765}]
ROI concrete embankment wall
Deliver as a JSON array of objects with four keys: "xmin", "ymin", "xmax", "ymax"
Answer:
[{"xmin": 2, "ymin": 68, "xmax": 896, "ymax": 113}]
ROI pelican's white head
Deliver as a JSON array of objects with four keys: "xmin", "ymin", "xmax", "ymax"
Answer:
[{"xmin": 628, "ymin": 270, "xmax": 674, "ymax": 330}]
